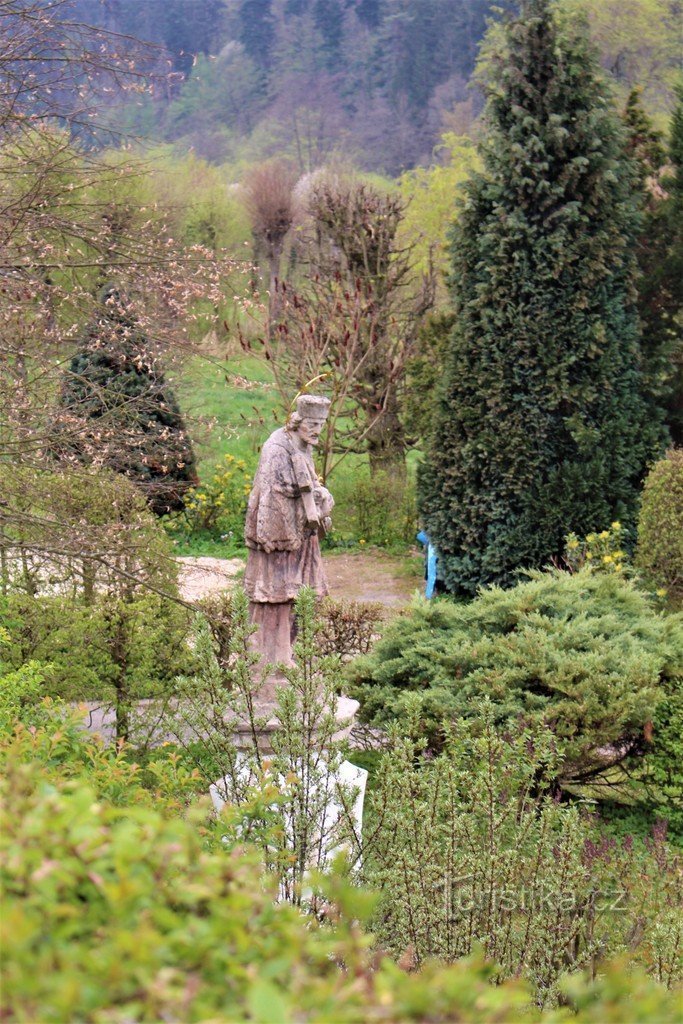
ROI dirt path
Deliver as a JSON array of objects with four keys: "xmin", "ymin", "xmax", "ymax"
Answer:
[
  {"xmin": 324, "ymin": 550, "xmax": 421, "ymax": 608},
  {"xmin": 178, "ymin": 550, "xmax": 422, "ymax": 609},
  {"xmin": 177, "ymin": 556, "xmax": 244, "ymax": 602}
]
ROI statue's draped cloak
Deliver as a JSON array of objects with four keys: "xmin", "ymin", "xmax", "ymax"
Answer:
[{"xmin": 244, "ymin": 427, "xmax": 332, "ymax": 603}]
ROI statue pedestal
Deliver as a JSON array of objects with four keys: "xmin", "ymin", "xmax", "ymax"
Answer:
[
  {"xmin": 231, "ymin": 695, "xmax": 359, "ymax": 753},
  {"xmin": 210, "ymin": 755, "xmax": 368, "ymax": 883},
  {"xmin": 76, "ymin": 694, "xmax": 359, "ymax": 753}
]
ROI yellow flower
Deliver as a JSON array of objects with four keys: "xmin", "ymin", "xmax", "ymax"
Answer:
[
  {"xmin": 656, "ymin": 588, "xmax": 668, "ymax": 597},
  {"xmin": 611, "ymin": 521, "xmax": 621, "ymax": 530},
  {"xmin": 586, "ymin": 533, "xmax": 597, "ymax": 543},
  {"xmin": 602, "ymin": 554, "xmax": 613, "ymax": 564},
  {"xmin": 613, "ymin": 550, "xmax": 625, "ymax": 559},
  {"xmin": 567, "ymin": 538, "xmax": 579, "ymax": 550},
  {"xmin": 359, "ymin": 539, "xmax": 366, "ymax": 545},
  {"xmin": 585, "ymin": 552, "xmax": 592, "ymax": 560},
  {"xmin": 599, "ymin": 530, "xmax": 609, "ymax": 540}
]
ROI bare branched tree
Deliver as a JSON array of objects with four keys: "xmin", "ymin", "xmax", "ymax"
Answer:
[
  {"xmin": 241, "ymin": 177, "xmax": 434, "ymax": 477},
  {"xmin": 242, "ymin": 158, "xmax": 298, "ymax": 335}
]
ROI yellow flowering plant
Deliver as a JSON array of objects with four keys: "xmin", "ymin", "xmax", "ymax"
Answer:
[
  {"xmin": 179, "ymin": 453, "xmax": 252, "ymax": 540},
  {"xmin": 563, "ymin": 522, "xmax": 629, "ymax": 576}
]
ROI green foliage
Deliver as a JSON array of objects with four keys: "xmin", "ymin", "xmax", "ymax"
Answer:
[
  {"xmin": 167, "ymin": 451, "xmax": 252, "ymax": 545},
  {"xmin": 420, "ymin": 0, "xmax": 661, "ymax": 597},
  {"xmin": 170, "ymin": 588, "xmax": 358, "ymax": 902},
  {"xmin": 2, "ymin": 704, "xmax": 681, "ymax": 1022},
  {"xmin": 0, "ymin": 591, "xmax": 193, "ymax": 706},
  {"xmin": 1, "ymin": 467, "xmax": 192, "ymax": 740},
  {"xmin": 365, "ymin": 710, "xmax": 682, "ymax": 1003},
  {"xmin": 0, "ymin": 467, "xmax": 180, "ymax": 603},
  {"xmin": 398, "ymin": 133, "xmax": 481, "ymax": 288},
  {"xmin": 636, "ymin": 449, "xmax": 683, "ymax": 603},
  {"xmin": 0, "ymin": 629, "xmax": 46, "ymax": 729},
  {"xmin": 332, "ymin": 470, "xmax": 417, "ymax": 548},
  {"xmin": 559, "ymin": 0, "xmax": 682, "ymax": 118},
  {"xmin": 166, "ymin": 49, "xmax": 262, "ymax": 142},
  {"xmin": 349, "ymin": 567, "xmax": 682, "ymax": 790},
  {"xmin": 624, "ymin": 86, "xmax": 683, "ymax": 444},
  {"xmin": 639, "ymin": 668, "xmax": 683, "ymax": 836},
  {"xmin": 403, "ymin": 311, "xmax": 454, "ymax": 446}
]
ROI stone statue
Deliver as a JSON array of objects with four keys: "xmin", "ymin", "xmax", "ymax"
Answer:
[{"xmin": 244, "ymin": 395, "xmax": 333, "ymax": 697}]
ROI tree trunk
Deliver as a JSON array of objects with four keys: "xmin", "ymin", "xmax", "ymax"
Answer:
[
  {"xmin": 81, "ymin": 558, "xmax": 95, "ymax": 605},
  {"xmin": 110, "ymin": 607, "xmax": 129, "ymax": 742},
  {"xmin": 366, "ymin": 384, "xmax": 406, "ymax": 476},
  {"xmin": 267, "ymin": 240, "xmax": 284, "ymax": 338}
]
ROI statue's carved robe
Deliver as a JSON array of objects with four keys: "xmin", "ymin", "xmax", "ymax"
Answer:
[{"xmin": 244, "ymin": 428, "xmax": 333, "ymax": 604}]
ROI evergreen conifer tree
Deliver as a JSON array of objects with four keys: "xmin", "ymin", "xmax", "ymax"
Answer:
[
  {"xmin": 631, "ymin": 84, "xmax": 683, "ymax": 446},
  {"xmin": 419, "ymin": 0, "xmax": 662, "ymax": 596},
  {"xmin": 56, "ymin": 287, "xmax": 197, "ymax": 515}
]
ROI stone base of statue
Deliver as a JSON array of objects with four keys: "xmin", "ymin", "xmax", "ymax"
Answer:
[
  {"xmin": 210, "ymin": 755, "xmax": 368, "ymax": 882},
  {"xmin": 230, "ymin": 693, "xmax": 359, "ymax": 753},
  {"xmin": 75, "ymin": 694, "xmax": 359, "ymax": 755},
  {"xmin": 246, "ymin": 599, "xmax": 296, "ymax": 703}
]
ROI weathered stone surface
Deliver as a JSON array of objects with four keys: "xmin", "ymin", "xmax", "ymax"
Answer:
[{"xmin": 243, "ymin": 396, "xmax": 333, "ymax": 690}]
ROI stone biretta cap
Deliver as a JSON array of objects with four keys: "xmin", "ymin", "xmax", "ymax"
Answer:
[{"xmin": 296, "ymin": 395, "xmax": 331, "ymax": 420}]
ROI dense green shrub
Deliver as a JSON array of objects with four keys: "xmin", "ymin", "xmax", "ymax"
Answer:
[
  {"xmin": 419, "ymin": 0, "xmax": 660, "ymax": 596},
  {"xmin": 2, "ymin": 708, "xmax": 681, "ymax": 1023},
  {"xmin": 402, "ymin": 311, "xmax": 454, "ymax": 446},
  {"xmin": 638, "ymin": 668, "xmax": 683, "ymax": 836},
  {"xmin": 0, "ymin": 467, "xmax": 179, "ymax": 601},
  {"xmin": 636, "ymin": 449, "xmax": 683, "ymax": 604},
  {"xmin": 365, "ymin": 710, "xmax": 682, "ymax": 1002},
  {"xmin": 632, "ymin": 84, "xmax": 683, "ymax": 446},
  {"xmin": 0, "ymin": 592, "xmax": 192, "ymax": 704},
  {"xmin": 349, "ymin": 568, "xmax": 682, "ymax": 789}
]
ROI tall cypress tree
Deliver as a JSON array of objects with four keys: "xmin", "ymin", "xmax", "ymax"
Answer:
[{"xmin": 419, "ymin": 0, "xmax": 662, "ymax": 597}]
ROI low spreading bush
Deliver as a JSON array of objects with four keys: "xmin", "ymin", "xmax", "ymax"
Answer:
[{"xmin": 349, "ymin": 568, "xmax": 683, "ymax": 790}]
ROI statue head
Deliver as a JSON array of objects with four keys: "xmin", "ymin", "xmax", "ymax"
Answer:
[{"xmin": 288, "ymin": 394, "xmax": 330, "ymax": 447}]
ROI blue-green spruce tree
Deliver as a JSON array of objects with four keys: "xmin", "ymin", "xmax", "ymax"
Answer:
[{"xmin": 419, "ymin": 0, "xmax": 662, "ymax": 596}]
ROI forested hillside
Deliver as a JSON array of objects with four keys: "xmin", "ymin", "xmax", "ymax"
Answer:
[
  {"xmin": 72, "ymin": 0, "xmax": 511, "ymax": 171},
  {"xmin": 66, "ymin": 0, "xmax": 680, "ymax": 173}
]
